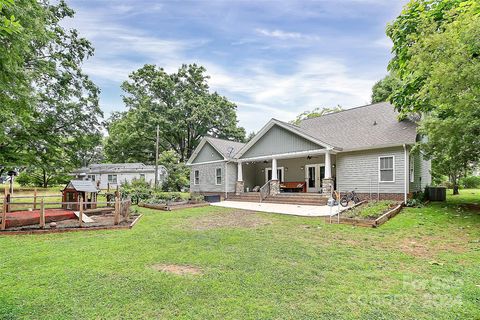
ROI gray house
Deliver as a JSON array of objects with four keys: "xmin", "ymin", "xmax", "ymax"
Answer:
[
  {"xmin": 73, "ymin": 163, "xmax": 167, "ymax": 190},
  {"xmin": 187, "ymin": 102, "xmax": 431, "ymax": 203}
]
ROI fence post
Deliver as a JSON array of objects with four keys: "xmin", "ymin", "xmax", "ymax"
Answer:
[
  {"xmin": 4, "ymin": 187, "xmax": 9, "ymax": 213},
  {"xmin": 40, "ymin": 199, "xmax": 45, "ymax": 228},
  {"xmin": 1, "ymin": 195, "xmax": 6, "ymax": 230},
  {"xmin": 34, "ymin": 188, "xmax": 37, "ymax": 210},
  {"xmin": 79, "ymin": 196, "xmax": 83, "ymax": 227},
  {"xmin": 114, "ymin": 192, "xmax": 120, "ymax": 225}
]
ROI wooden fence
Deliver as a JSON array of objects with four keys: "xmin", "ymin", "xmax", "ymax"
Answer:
[{"xmin": 0, "ymin": 188, "xmax": 131, "ymax": 231}]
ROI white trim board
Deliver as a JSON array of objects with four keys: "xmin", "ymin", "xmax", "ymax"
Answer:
[
  {"xmin": 186, "ymin": 137, "xmax": 227, "ymax": 165},
  {"xmin": 378, "ymin": 155, "xmax": 395, "ymax": 183}
]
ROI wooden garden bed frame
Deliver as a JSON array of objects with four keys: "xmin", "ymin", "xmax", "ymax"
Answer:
[
  {"xmin": 0, "ymin": 188, "xmax": 133, "ymax": 232},
  {"xmin": 327, "ymin": 201, "xmax": 404, "ymax": 228},
  {"xmin": 139, "ymin": 201, "xmax": 209, "ymax": 211}
]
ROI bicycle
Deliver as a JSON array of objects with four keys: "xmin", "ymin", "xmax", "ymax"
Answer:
[{"xmin": 339, "ymin": 190, "xmax": 360, "ymax": 207}]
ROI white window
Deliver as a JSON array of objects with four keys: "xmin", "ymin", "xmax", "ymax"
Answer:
[
  {"xmin": 108, "ymin": 174, "xmax": 117, "ymax": 184},
  {"xmin": 409, "ymin": 154, "xmax": 415, "ymax": 183},
  {"xmin": 87, "ymin": 174, "xmax": 95, "ymax": 181},
  {"xmin": 194, "ymin": 170, "xmax": 200, "ymax": 185},
  {"xmin": 139, "ymin": 174, "xmax": 145, "ymax": 180},
  {"xmin": 379, "ymin": 156, "xmax": 395, "ymax": 182},
  {"xmin": 215, "ymin": 168, "xmax": 222, "ymax": 185}
]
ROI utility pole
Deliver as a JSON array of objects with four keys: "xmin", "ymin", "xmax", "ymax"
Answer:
[{"xmin": 154, "ymin": 125, "xmax": 160, "ymax": 189}]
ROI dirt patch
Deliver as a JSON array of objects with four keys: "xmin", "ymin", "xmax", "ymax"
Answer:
[
  {"xmin": 151, "ymin": 264, "xmax": 202, "ymax": 275},
  {"xmin": 189, "ymin": 210, "xmax": 271, "ymax": 230},
  {"xmin": 459, "ymin": 204, "xmax": 480, "ymax": 213},
  {"xmin": 396, "ymin": 235, "xmax": 468, "ymax": 259}
]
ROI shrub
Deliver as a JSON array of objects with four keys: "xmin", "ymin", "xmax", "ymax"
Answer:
[
  {"xmin": 460, "ymin": 176, "xmax": 480, "ymax": 189},
  {"xmin": 120, "ymin": 179, "xmax": 153, "ymax": 204}
]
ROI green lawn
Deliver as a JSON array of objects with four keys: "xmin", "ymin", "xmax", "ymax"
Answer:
[{"xmin": 0, "ymin": 190, "xmax": 479, "ymax": 319}]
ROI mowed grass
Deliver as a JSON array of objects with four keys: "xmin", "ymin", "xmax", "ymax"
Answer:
[{"xmin": 0, "ymin": 190, "xmax": 479, "ymax": 319}]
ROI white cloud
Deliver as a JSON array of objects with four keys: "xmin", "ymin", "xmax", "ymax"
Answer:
[
  {"xmin": 64, "ymin": 1, "xmax": 382, "ymax": 133},
  {"xmin": 255, "ymin": 28, "xmax": 321, "ymax": 41}
]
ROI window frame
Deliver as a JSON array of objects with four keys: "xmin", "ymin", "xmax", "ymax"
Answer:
[
  {"xmin": 87, "ymin": 174, "xmax": 95, "ymax": 181},
  {"xmin": 194, "ymin": 170, "xmax": 200, "ymax": 185},
  {"xmin": 378, "ymin": 155, "xmax": 395, "ymax": 183},
  {"xmin": 108, "ymin": 174, "xmax": 117, "ymax": 184},
  {"xmin": 215, "ymin": 167, "xmax": 222, "ymax": 185}
]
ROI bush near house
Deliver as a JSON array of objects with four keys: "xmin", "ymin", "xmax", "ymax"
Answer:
[{"xmin": 119, "ymin": 179, "xmax": 190, "ymax": 204}]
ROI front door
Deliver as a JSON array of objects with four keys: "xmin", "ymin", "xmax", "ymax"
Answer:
[
  {"xmin": 265, "ymin": 167, "xmax": 284, "ymax": 183},
  {"xmin": 305, "ymin": 164, "xmax": 325, "ymax": 193}
]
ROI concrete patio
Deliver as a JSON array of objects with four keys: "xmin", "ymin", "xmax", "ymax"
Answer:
[{"xmin": 211, "ymin": 200, "xmax": 346, "ymax": 217}]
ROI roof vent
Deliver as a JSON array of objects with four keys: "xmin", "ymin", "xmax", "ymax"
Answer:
[{"xmin": 373, "ymin": 120, "xmax": 377, "ymax": 126}]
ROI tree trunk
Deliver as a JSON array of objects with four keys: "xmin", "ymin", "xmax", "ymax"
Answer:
[
  {"xmin": 453, "ymin": 184, "xmax": 459, "ymax": 195},
  {"xmin": 42, "ymin": 169, "xmax": 48, "ymax": 188}
]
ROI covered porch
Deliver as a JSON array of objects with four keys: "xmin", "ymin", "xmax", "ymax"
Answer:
[{"xmin": 235, "ymin": 149, "xmax": 336, "ymax": 196}]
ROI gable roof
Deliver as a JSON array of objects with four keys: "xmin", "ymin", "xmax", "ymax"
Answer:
[
  {"xmin": 205, "ymin": 137, "xmax": 246, "ymax": 158},
  {"xmin": 187, "ymin": 136, "xmax": 246, "ymax": 164},
  {"xmin": 64, "ymin": 180, "xmax": 98, "ymax": 193},
  {"xmin": 234, "ymin": 119, "xmax": 336, "ymax": 159},
  {"xmin": 295, "ymin": 102, "xmax": 418, "ymax": 151}
]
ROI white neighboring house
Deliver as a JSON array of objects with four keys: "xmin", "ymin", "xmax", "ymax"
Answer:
[{"xmin": 73, "ymin": 163, "xmax": 168, "ymax": 190}]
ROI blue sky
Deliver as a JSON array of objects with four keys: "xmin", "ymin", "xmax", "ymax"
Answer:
[{"xmin": 64, "ymin": 0, "xmax": 408, "ymax": 133}]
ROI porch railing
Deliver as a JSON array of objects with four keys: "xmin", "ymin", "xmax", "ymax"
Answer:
[{"xmin": 259, "ymin": 180, "xmax": 271, "ymax": 202}]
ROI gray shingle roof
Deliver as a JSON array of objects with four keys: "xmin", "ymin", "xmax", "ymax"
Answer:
[
  {"xmin": 294, "ymin": 102, "xmax": 418, "ymax": 151},
  {"xmin": 74, "ymin": 163, "xmax": 166, "ymax": 174},
  {"xmin": 205, "ymin": 137, "xmax": 246, "ymax": 159},
  {"xmin": 65, "ymin": 180, "xmax": 98, "ymax": 193}
]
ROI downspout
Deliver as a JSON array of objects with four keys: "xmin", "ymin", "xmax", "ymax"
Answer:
[
  {"xmin": 403, "ymin": 144, "xmax": 408, "ymax": 204},
  {"xmin": 224, "ymin": 161, "xmax": 228, "ymax": 200}
]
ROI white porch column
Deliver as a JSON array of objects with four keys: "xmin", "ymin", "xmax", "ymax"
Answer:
[
  {"xmin": 325, "ymin": 150, "xmax": 332, "ymax": 179},
  {"xmin": 271, "ymin": 158, "xmax": 278, "ymax": 180},
  {"xmin": 237, "ymin": 161, "xmax": 243, "ymax": 182}
]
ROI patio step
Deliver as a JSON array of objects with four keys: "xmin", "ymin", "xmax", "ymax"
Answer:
[
  {"xmin": 227, "ymin": 193, "xmax": 328, "ymax": 205},
  {"xmin": 263, "ymin": 195, "xmax": 328, "ymax": 206},
  {"xmin": 227, "ymin": 193, "xmax": 262, "ymax": 202}
]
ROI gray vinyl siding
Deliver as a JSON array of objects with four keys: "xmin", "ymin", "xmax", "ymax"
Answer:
[
  {"xmin": 241, "ymin": 125, "xmax": 323, "ymax": 159},
  {"xmin": 336, "ymin": 147, "xmax": 406, "ymax": 194},
  {"xmin": 420, "ymin": 157, "xmax": 432, "ymax": 190},
  {"xmin": 189, "ymin": 161, "xmax": 235, "ymax": 193},
  {"xmin": 192, "ymin": 142, "xmax": 223, "ymax": 164},
  {"xmin": 409, "ymin": 151, "xmax": 422, "ymax": 192}
]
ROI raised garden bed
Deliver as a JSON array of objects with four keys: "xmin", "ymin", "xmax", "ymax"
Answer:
[
  {"xmin": 0, "ymin": 214, "xmax": 142, "ymax": 235},
  {"xmin": 139, "ymin": 200, "xmax": 209, "ymax": 211},
  {"xmin": 327, "ymin": 200, "xmax": 403, "ymax": 227}
]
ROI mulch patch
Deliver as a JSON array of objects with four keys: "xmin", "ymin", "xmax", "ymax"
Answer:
[{"xmin": 188, "ymin": 210, "xmax": 271, "ymax": 230}]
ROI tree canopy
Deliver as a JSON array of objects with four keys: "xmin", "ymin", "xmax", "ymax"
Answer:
[
  {"xmin": 105, "ymin": 64, "xmax": 246, "ymax": 163},
  {"xmin": 386, "ymin": 0, "xmax": 480, "ymax": 193},
  {"xmin": 371, "ymin": 73, "xmax": 401, "ymax": 104},
  {"xmin": 0, "ymin": 0, "xmax": 103, "ymax": 186},
  {"xmin": 290, "ymin": 106, "xmax": 343, "ymax": 125}
]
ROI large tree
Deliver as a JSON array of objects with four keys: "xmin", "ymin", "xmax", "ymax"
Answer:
[
  {"xmin": 386, "ymin": 0, "xmax": 480, "ymax": 193},
  {"xmin": 0, "ymin": 0, "xmax": 103, "ymax": 185},
  {"xmin": 105, "ymin": 64, "xmax": 245, "ymax": 163},
  {"xmin": 371, "ymin": 73, "xmax": 401, "ymax": 104},
  {"xmin": 290, "ymin": 106, "xmax": 343, "ymax": 125}
]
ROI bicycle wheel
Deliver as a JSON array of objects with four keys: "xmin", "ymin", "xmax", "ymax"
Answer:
[
  {"xmin": 353, "ymin": 196, "xmax": 360, "ymax": 203},
  {"xmin": 340, "ymin": 196, "xmax": 349, "ymax": 207}
]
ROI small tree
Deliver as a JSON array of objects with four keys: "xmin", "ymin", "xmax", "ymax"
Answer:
[{"xmin": 158, "ymin": 150, "xmax": 189, "ymax": 192}]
